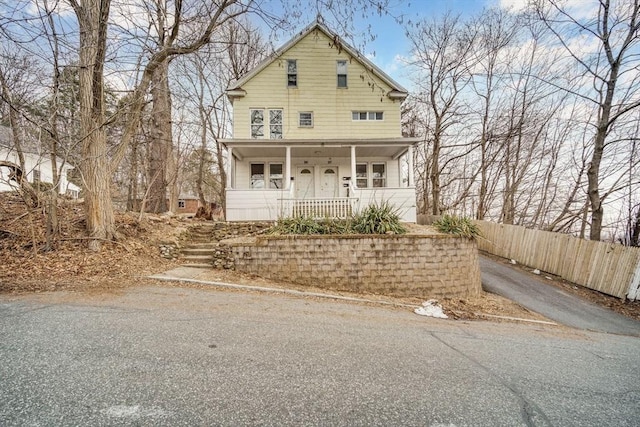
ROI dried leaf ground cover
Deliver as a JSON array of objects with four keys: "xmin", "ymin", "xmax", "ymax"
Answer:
[{"xmin": 0, "ymin": 193, "xmax": 182, "ymax": 293}]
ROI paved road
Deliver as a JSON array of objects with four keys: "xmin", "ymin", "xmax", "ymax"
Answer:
[
  {"xmin": 480, "ymin": 255, "xmax": 640, "ymax": 337},
  {"xmin": 1, "ymin": 286, "xmax": 639, "ymax": 426}
]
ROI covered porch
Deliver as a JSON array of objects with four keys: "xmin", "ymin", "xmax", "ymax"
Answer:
[{"xmin": 222, "ymin": 138, "xmax": 419, "ymax": 222}]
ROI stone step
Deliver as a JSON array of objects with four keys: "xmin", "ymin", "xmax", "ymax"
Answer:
[
  {"xmin": 181, "ymin": 254, "xmax": 214, "ymax": 262},
  {"xmin": 181, "ymin": 248, "xmax": 217, "ymax": 256},
  {"xmin": 182, "ymin": 242, "xmax": 220, "ymax": 249},
  {"xmin": 179, "ymin": 263, "xmax": 214, "ymax": 269}
]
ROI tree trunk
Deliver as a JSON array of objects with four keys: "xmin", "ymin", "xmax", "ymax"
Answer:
[
  {"xmin": 71, "ymin": 0, "xmax": 114, "ymax": 251},
  {"xmin": 147, "ymin": 60, "xmax": 172, "ymax": 213}
]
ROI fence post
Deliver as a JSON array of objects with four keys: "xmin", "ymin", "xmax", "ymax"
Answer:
[{"xmin": 627, "ymin": 258, "xmax": 640, "ymax": 301}]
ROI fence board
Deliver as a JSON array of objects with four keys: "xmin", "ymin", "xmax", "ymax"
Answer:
[{"xmin": 475, "ymin": 221, "xmax": 640, "ymax": 299}]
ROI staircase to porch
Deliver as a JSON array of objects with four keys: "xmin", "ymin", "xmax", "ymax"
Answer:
[{"xmin": 179, "ymin": 222, "xmax": 271, "ymax": 268}]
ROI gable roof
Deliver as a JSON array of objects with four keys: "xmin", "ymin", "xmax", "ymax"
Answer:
[{"xmin": 227, "ymin": 21, "xmax": 408, "ymax": 100}]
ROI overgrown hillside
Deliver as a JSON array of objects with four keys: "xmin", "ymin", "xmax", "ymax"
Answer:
[{"xmin": 0, "ymin": 193, "xmax": 182, "ymax": 293}]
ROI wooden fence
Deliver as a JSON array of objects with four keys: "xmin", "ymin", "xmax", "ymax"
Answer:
[{"xmin": 475, "ymin": 221, "xmax": 640, "ymax": 300}]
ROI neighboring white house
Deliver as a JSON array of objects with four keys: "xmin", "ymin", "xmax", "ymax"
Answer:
[
  {"xmin": 222, "ymin": 20, "xmax": 418, "ymax": 222},
  {"xmin": 0, "ymin": 125, "xmax": 80, "ymax": 198}
]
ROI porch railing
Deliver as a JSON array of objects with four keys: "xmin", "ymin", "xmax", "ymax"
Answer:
[{"xmin": 280, "ymin": 197, "xmax": 356, "ymax": 218}]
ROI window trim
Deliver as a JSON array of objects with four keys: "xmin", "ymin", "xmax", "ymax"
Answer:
[
  {"xmin": 250, "ymin": 108, "xmax": 284, "ymax": 139},
  {"xmin": 372, "ymin": 162, "xmax": 386, "ymax": 188},
  {"xmin": 337, "ymin": 60, "xmax": 348, "ymax": 88},
  {"xmin": 355, "ymin": 163, "xmax": 368, "ymax": 188},
  {"xmin": 178, "ymin": 199, "xmax": 186, "ymax": 209},
  {"xmin": 298, "ymin": 111, "xmax": 314, "ymax": 128},
  {"xmin": 250, "ymin": 162, "xmax": 265, "ymax": 189},
  {"xmin": 250, "ymin": 109, "xmax": 265, "ymax": 139},
  {"xmin": 287, "ymin": 59, "xmax": 297, "ymax": 88},
  {"xmin": 352, "ymin": 111, "xmax": 384, "ymax": 121},
  {"xmin": 269, "ymin": 109, "xmax": 283, "ymax": 139},
  {"xmin": 268, "ymin": 162, "xmax": 284, "ymax": 189}
]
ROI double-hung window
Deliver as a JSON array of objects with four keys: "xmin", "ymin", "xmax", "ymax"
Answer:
[
  {"xmin": 250, "ymin": 163, "xmax": 265, "ymax": 188},
  {"xmin": 287, "ymin": 60, "xmax": 297, "ymax": 87},
  {"xmin": 251, "ymin": 163, "xmax": 283, "ymax": 189},
  {"xmin": 250, "ymin": 109, "xmax": 283, "ymax": 139},
  {"xmin": 356, "ymin": 163, "xmax": 368, "ymax": 188},
  {"xmin": 372, "ymin": 163, "xmax": 386, "ymax": 188},
  {"xmin": 269, "ymin": 163, "xmax": 283, "ymax": 189},
  {"xmin": 269, "ymin": 109, "xmax": 283, "ymax": 139},
  {"xmin": 250, "ymin": 109, "xmax": 264, "ymax": 139},
  {"xmin": 337, "ymin": 60, "xmax": 347, "ymax": 88}
]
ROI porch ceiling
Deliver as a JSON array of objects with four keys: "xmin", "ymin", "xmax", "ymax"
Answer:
[{"xmin": 223, "ymin": 137, "xmax": 419, "ymax": 160}]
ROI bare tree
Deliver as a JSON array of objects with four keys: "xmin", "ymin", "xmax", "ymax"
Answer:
[
  {"xmin": 534, "ymin": 0, "xmax": 640, "ymax": 241},
  {"xmin": 67, "ymin": 0, "xmax": 248, "ymax": 250},
  {"xmin": 468, "ymin": 8, "xmax": 518, "ymax": 220},
  {"xmin": 407, "ymin": 13, "xmax": 477, "ymax": 215}
]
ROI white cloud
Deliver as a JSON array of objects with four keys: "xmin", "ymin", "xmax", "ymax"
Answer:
[{"xmin": 497, "ymin": 0, "xmax": 599, "ymax": 19}]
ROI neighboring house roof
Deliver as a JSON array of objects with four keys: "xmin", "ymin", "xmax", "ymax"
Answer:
[
  {"xmin": 0, "ymin": 125, "xmax": 75, "ymax": 170},
  {"xmin": 227, "ymin": 20, "xmax": 408, "ymax": 100}
]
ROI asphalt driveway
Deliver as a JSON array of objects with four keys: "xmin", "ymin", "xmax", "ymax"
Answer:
[{"xmin": 480, "ymin": 255, "xmax": 640, "ymax": 337}]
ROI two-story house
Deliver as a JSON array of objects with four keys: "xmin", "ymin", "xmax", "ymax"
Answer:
[{"xmin": 223, "ymin": 20, "xmax": 418, "ymax": 221}]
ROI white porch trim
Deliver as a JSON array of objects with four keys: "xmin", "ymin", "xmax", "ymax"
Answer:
[
  {"xmin": 285, "ymin": 146, "xmax": 291, "ymax": 190},
  {"xmin": 350, "ymin": 145, "xmax": 357, "ymax": 188}
]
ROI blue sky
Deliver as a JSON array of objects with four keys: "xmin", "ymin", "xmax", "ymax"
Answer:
[
  {"xmin": 268, "ymin": 0, "xmax": 507, "ymax": 89},
  {"xmin": 357, "ymin": 0, "xmax": 495, "ymax": 83}
]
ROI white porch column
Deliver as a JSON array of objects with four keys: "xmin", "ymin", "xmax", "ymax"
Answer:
[
  {"xmin": 350, "ymin": 145, "xmax": 357, "ymax": 188},
  {"xmin": 285, "ymin": 146, "xmax": 291, "ymax": 190},
  {"xmin": 226, "ymin": 147, "xmax": 233, "ymax": 189},
  {"xmin": 407, "ymin": 145, "xmax": 414, "ymax": 187}
]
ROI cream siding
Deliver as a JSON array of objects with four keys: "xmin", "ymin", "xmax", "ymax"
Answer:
[{"xmin": 232, "ymin": 29, "xmax": 402, "ymax": 140}]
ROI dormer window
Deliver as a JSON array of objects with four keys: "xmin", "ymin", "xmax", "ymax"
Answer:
[
  {"xmin": 287, "ymin": 60, "xmax": 297, "ymax": 87},
  {"xmin": 337, "ymin": 60, "xmax": 347, "ymax": 88}
]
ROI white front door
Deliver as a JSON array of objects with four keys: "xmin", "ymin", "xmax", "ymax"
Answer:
[
  {"xmin": 319, "ymin": 167, "xmax": 338, "ymax": 197},
  {"xmin": 296, "ymin": 167, "xmax": 314, "ymax": 198}
]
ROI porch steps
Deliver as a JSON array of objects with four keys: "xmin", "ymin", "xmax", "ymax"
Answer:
[
  {"xmin": 180, "ymin": 243, "xmax": 219, "ymax": 267},
  {"xmin": 179, "ymin": 221, "xmax": 272, "ymax": 268}
]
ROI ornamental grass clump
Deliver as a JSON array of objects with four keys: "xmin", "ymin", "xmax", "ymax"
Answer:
[
  {"xmin": 267, "ymin": 202, "xmax": 407, "ymax": 235},
  {"xmin": 433, "ymin": 214, "xmax": 481, "ymax": 239},
  {"xmin": 350, "ymin": 202, "xmax": 406, "ymax": 235},
  {"xmin": 268, "ymin": 216, "xmax": 351, "ymax": 235}
]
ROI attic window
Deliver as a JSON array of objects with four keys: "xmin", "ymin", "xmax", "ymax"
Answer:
[
  {"xmin": 337, "ymin": 60, "xmax": 347, "ymax": 88},
  {"xmin": 287, "ymin": 60, "xmax": 297, "ymax": 87}
]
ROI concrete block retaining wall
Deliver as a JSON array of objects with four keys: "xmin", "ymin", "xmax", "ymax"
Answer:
[{"xmin": 230, "ymin": 235, "xmax": 481, "ymax": 298}]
